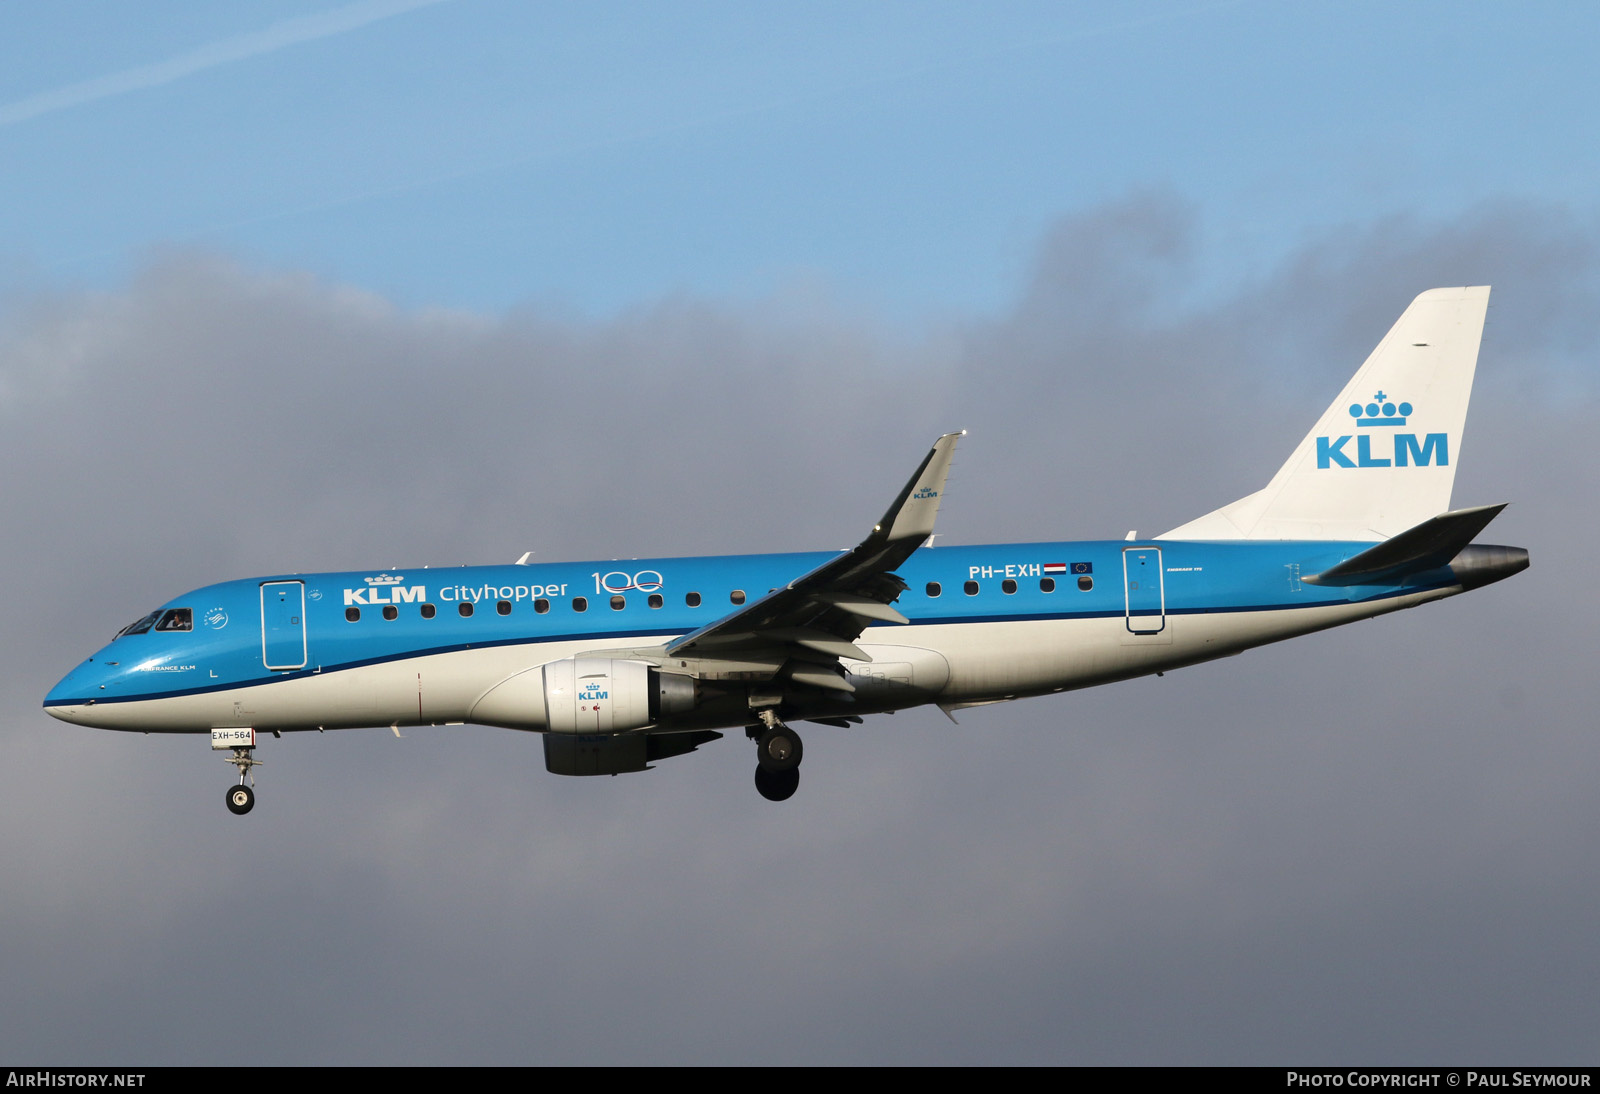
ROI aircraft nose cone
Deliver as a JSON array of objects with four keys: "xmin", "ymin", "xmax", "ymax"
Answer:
[{"xmin": 43, "ymin": 658, "xmax": 108, "ymax": 723}]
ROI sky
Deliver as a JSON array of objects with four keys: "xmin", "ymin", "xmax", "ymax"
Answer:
[{"xmin": 1, "ymin": 0, "xmax": 1597, "ymax": 1065}]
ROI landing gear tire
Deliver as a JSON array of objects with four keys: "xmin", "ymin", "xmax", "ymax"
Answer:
[
  {"xmin": 756, "ymin": 725, "xmax": 803, "ymax": 772},
  {"xmin": 222, "ymin": 745, "xmax": 261, "ymax": 815},
  {"xmin": 755, "ymin": 765, "xmax": 800, "ymax": 802}
]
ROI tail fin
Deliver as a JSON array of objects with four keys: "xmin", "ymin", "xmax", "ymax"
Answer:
[{"xmin": 1160, "ymin": 286, "xmax": 1490, "ymax": 541}]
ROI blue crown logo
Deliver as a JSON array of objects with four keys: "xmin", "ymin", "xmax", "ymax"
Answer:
[{"xmin": 1347, "ymin": 391, "xmax": 1412, "ymax": 427}]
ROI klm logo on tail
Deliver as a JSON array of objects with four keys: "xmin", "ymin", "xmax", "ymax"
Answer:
[{"xmin": 1317, "ymin": 393, "xmax": 1447, "ymax": 469}]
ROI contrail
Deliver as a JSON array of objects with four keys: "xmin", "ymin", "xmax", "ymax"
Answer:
[{"xmin": 0, "ymin": 0, "xmax": 450, "ymax": 129}]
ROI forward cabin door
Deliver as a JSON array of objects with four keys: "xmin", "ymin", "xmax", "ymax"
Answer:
[
  {"xmin": 1122, "ymin": 547, "xmax": 1166, "ymax": 635},
  {"xmin": 261, "ymin": 581, "xmax": 308, "ymax": 670}
]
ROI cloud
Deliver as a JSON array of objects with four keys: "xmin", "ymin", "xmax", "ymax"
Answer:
[{"xmin": 0, "ymin": 198, "xmax": 1595, "ymax": 1062}]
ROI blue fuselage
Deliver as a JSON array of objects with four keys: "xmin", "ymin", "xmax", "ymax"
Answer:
[{"xmin": 44, "ymin": 538, "xmax": 1472, "ymax": 730}]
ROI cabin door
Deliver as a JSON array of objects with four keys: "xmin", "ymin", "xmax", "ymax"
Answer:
[
  {"xmin": 261, "ymin": 581, "xmax": 308, "ymax": 670},
  {"xmin": 1122, "ymin": 547, "xmax": 1166, "ymax": 635}
]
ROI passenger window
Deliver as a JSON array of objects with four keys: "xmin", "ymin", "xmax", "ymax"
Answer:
[
  {"xmin": 1040, "ymin": 577, "xmax": 1056, "ymax": 593},
  {"xmin": 610, "ymin": 595, "xmax": 626, "ymax": 610},
  {"xmin": 534, "ymin": 598, "xmax": 550, "ymax": 614},
  {"xmin": 1002, "ymin": 579, "xmax": 1017, "ymax": 595},
  {"xmin": 497, "ymin": 600, "xmax": 512, "ymax": 616},
  {"xmin": 345, "ymin": 607, "xmax": 361, "ymax": 622},
  {"xmin": 686, "ymin": 592, "xmax": 702, "ymax": 607},
  {"xmin": 382, "ymin": 605, "xmax": 398, "ymax": 621},
  {"xmin": 964, "ymin": 581, "xmax": 979, "ymax": 596},
  {"xmin": 573, "ymin": 597, "xmax": 588, "ymax": 612},
  {"xmin": 421, "ymin": 603, "xmax": 436, "ymax": 619},
  {"xmin": 154, "ymin": 608, "xmax": 192, "ymax": 632},
  {"xmin": 648, "ymin": 594, "xmax": 663, "ymax": 609},
  {"xmin": 458, "ymin": 602, "xmax": 474, "ymax": 617},
  {"xmin": 1078, "ymin": 575, "xmax": 1094, "ymax": 592},
  {"xmin": 730, "ymin": 590, "xmax": 746, "ymax": 605},
  {"xmin": 926, "ymin": 582, "xmax": 941, "ymax": 597}
]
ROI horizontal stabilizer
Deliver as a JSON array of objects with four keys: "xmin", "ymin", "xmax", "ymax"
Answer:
[{"xmin": 1303, "ymin": 504, "xmax": 1506, "ymax": 586}]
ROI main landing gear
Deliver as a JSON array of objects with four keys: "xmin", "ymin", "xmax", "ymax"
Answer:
[
  {"xmin": 750, "ymin": 711, "xmax": 802, "ymax": 802},
  {"xmin": 224, "ymin": 746, "xmax": 261, "ymax": 815}
]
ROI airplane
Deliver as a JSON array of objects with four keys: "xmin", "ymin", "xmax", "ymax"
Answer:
[{"xmin": 44, "ymin": 286, "xmax": 1528, "ymax": 811}]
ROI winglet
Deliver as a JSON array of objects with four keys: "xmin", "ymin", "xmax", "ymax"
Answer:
[{"xmin": 877, "ymin": 431, "xmax": 964, "ymax": 546}]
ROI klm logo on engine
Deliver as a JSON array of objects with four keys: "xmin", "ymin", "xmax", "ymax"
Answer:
[
  {"xmin": 343, "ymin": 573, "xmax": 426, "ymax": 606},
  {"xmin": 1317, "ymin": 392, "xmax": 1447, "ymax": 469}
]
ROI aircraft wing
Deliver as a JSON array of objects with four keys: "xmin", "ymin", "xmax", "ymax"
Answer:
[{"xmin": 661, "ymin": 431, "xmax": 963, "ymax": 693}]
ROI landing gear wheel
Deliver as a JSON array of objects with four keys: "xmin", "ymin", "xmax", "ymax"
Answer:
[
  {"xmin": 754, "ymin": 765, "xmax": 800, "ymax": 802},
  {"xmin": 756, "ymin": 725, "xmax": 803, "ymax": 772},
  {"xmin": 221, "ymin": 746, "xmax": 261, "ymax": 815}
]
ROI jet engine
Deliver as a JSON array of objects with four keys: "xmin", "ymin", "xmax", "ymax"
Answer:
[{"xmin": 469, "ymin": 657, "xmax": 697, "ymax": 733}]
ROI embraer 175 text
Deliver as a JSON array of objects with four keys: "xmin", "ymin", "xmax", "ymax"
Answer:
[{"xmin": 46, "ymin": 287, "xmax": 1528, "ymax": 810}]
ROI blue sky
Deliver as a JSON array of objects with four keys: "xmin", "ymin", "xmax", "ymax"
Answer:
[{"xmin": 6, "ymin": 1, "xmax": 1598, "ymax": 318}]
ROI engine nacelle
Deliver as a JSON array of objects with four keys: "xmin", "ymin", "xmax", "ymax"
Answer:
[
  {"xmin": 543, "ymin": 657, "xmax": 647, "ymax": 733},
  {"xmin": 544, "ymin": 729, "xmax": 723, "ymax": 776},
  {"xmin": 469, "ymin": 657, "xmax": 697, "ymax": 733}
]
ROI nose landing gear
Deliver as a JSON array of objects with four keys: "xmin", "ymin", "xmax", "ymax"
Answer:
[
  {"xmin": 223, "ymin": 745, "xmax": 261, "ymax": 815},
  {"xmin": 750, "ymin": 712, "xmax": 802, "ymax": 802}
]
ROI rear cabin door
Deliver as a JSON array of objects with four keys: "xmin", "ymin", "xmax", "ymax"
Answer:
[
  {"xmin": 1122, "ymin": 547, "xmax": 1166, "ymax": 635},
  {"xmin": 261, "ymin": 581, "xmax": 307, "ymax": 670}
]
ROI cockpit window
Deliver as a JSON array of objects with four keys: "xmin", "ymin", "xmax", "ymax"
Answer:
[
  {"xmin": 154, "ymin": 608, "xmax": 193, "ymax": 632},
  {"xmin": 116, "ymin": 611, "xmax": 162, "ymax": 638}
]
